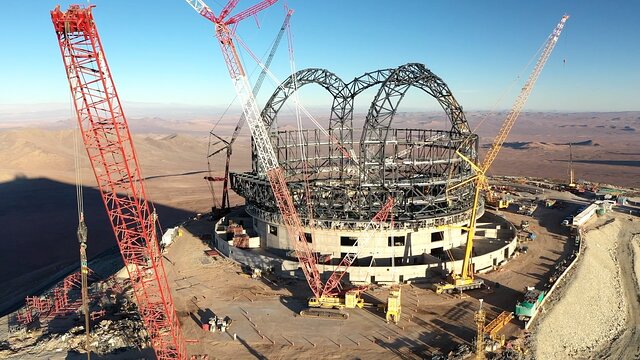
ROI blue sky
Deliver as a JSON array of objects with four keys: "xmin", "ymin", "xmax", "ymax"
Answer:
[{"xmin": 0, "ymin": 0, "xmax": 638, "ymax": 117}]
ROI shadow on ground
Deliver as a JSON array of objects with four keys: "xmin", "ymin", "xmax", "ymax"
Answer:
[
  {"xmin": 0, "ymin": 176, "xmax": 196, "ymax": 316},
  {"xmin": 65, "ymin": 348, "xmax": 156, "ymax": 359}
]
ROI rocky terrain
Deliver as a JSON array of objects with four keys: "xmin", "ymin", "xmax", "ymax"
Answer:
[{"xmin": 533, "ymin": 215, "xmax": 640, "ymax": 359}]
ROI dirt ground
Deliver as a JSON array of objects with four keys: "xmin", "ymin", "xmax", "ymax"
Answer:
[
  {"xmin": 597, "ymin": 225, "xmax": 640, "ymax": 359},
  {"xmin": 157, "ymin": 186, "xmax": 592, "ymax": 359},
  {"xmin": 533, "ymin": 215, "xmax": 629, "ymax": 359},
  {"xmin": 2, "ymin": 181, "xmax": 639, "ymax": 359},
  {"xmin": 531, "ymin": 212, "xmax": 640, "ymax": 359},
  {"xmin": 0, "ymin": 120, "xmax": 638, "ymax": 358}
]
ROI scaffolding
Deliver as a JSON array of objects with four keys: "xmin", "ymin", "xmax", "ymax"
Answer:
[{"xmin": 231, "ymin": 63, "xmax": 479, "ymax": 225}]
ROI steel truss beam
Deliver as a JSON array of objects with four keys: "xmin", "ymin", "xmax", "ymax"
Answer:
[
  {"xmin": 51, "ymin": 6, "xmax": 186, "ymax": 359},
  {"xmin": 232, "ymin": 63, "xmax": 477, "ymax": 223}
]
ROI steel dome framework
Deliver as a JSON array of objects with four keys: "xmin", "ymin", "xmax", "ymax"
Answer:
[{"xmin": 232, "ymin": 63, "xmax": 480, "ymax": 229}]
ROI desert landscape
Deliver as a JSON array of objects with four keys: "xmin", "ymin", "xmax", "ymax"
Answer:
[
  {"xmin": 0, "ymin": 110, "xmax": 638, "ymax": 314},
  {"xmin": 2, "ymin": 1, "xmax": 640, "ymax": 359},
  {"xmin": 1, "ymin": 110, "xmax": 640, "ymax": 359}
]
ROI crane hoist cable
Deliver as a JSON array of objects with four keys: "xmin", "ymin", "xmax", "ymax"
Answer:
[
  {"xmin": 206, "ymin": 8, "xmax": 293, "ymax": 211},
  {"xmin": 470, "ymin": 37, "xmax": 548, "ymax": 136},
  {"xmin": 234, "ymin": 32, "xmax": 359, "ymax": 170},
  {"xmin": 70, "ymin": 55, "xmax": 91, "ymax": 359},
  {"xmin": 285, "ymin": 10, "xmax": 318, "ymax": 242},
  {"xmin": 445, "ymin": 33, "xmax": 551, "ymax": 194}
]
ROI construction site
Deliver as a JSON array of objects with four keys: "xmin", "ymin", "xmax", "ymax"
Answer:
[{"xmin": 1, "ymin": 2, "xmax": 640, "ymax": 360}]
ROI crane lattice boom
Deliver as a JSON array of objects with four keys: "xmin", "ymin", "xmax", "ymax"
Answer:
[
  {"xmin": 207, "ymin": 9, "xmax": 293, "ymax": 211},
  {"xmin": 187, "ymin": 0, "xmax": 325, "ymax": 298},
  {"xmin": 481, "ymin": 15, "xmax": 570, "ymax": 175},
  {"xmin": 459, "ymin": 15, "xmax": 569, "ymax": 281},
  {"xmin": 51, "ymin": 5, "xmax": 186, "ymax": 359}
]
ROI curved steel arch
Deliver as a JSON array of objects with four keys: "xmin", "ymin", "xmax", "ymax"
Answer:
[
  {"xmin": 325, "ymin": 68, "xmax": 397, "ymax": 178},
  {"xmin": 235, "ymin": 63, "xmax": 478, "ymax": 223},
  {"xmin": 260, "ymin": 68, "xmax": 348, "ymax": 130},
  {"xmin": 359, "ymin": 63, "xmax": 471, "ymax": 181},
  {"xmin": 337, "ymin": 68, "xmax": 396, "ymax": 129}
]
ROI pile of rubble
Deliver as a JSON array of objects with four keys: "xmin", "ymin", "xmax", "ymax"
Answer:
[
  {"xmin": 66, "ymin": 316, "xmax": 149, "ymax": 355},
  {"xmin": 430, "ymin": 344, "xmax": 473, "ymax": 360},
  {"xmin": 2, "ymin": 314, "xmax": 148, "ymax": 358},
  {"xmin": 2, "ymin": 274, "xmax": 150, "ymax": 358}
]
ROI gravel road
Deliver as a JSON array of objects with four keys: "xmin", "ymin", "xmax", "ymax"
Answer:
[{"xmin": 534, "ymin": 215, "xmax": 640, "ymax": 359}]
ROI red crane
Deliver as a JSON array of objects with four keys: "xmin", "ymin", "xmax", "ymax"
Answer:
[
  {"xmin": 184, "ymin": 0, "xmax": 393, "ymax": 309},
  {"xmin": 206, "ymin": 8, "xmax": 293, "ymax": 213},
  {"xmin": 185, "ymin": 0, "xmax": 324, "ymax": 298},
  {"xmin": 51, "ymin": 5, "xmax": 186, "ymax": 359}
]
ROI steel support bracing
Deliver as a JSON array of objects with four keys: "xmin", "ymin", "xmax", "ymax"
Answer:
[
  {"xmin": 232, "ymin": 63, "xmax": 477, "ymax": 224},
  {"xmin": 51, "ymin": 6, "xmax": 186, "ymax": 359}
]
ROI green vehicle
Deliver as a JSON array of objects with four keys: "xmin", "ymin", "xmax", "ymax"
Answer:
[{"xmin": 515, "ymin": 289, "xmax": 546, "ymax": 321}]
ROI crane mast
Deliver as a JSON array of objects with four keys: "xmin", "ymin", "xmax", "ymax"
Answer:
[
  {"xmin": 438, "ymin": 15, "xmax": 569, "ymax": 294},
  {"xmin": 186, "ymin": 0, "xmax": 324, "ymax": 298},
  {"xmin": 207, "ymin": 9, "xmax": 293, "ymax": 211},
  {"xmin": 51, "ymin": 5, "xmax": 186, "ymax": 359},
  {"xmin": 461, "ymin": 14, "xmax": 569, "ymax": 280},
  {"xmin": 188, "ymin": 1, "xmax": 400, "ymax": 305}
]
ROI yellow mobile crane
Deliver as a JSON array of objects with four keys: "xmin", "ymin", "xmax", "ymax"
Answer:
[{"xmin": 436, "ymin": 15, "xmax": 569, "ymax": 294}]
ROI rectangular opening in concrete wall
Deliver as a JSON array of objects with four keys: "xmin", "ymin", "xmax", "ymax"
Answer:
[
  {"xmin": 358, "ymin": 256, "xmax": 373, "ymax": 266},
  {"xmin": 431, "ymin": 231, "xmax": 444, "ymax": 242},
  {"xmin": 388, "ymin": 236, "xmax": 405, "ymax": 246},
  {"xmin": 269, "ymin": 224, "xmax": 278, "ymax": 236},
  {"xmin": 340, "ymin": 236, "xmax": 358, "ymax": 246},
  {"xmin": 431, "ymin": 246, "xmax": 444, "ymax": 256},
  {"xmin": 305, "ymin": 233, "xmax": 312, "ymax": 243}
]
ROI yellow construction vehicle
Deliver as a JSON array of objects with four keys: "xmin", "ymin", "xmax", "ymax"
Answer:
[
  {"xmin": 307, "ymin": 290, "xmax": 364, "ymax": 310},
  {"xmin": 385, "ymin": 286, "xmax": 401, "ymax": 324},
  {"xmin": 433, "ymin": 221, "xmax": 485, "ymax": 294},
  {"xmin": 301, "ymin": 290, "xmax": 364, "ymax": 320},
  {"xmin": 435, "ymin": 274, "xmax": 484, "ymax": 294},
  {"xmin": 485, "ymin": 190, "xmax": 512, "ymax": 209}
]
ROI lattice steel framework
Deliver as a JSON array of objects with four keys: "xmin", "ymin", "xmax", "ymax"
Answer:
[
  {"xmin": 51, "ymin": 6, "xmax": 186, "ymax": 359},
  {"xmin": 232, "ymin": 63, "xmax": 479, "ymax": 224}
]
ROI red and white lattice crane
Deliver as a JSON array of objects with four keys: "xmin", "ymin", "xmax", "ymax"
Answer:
[
  {"xmin": 51, "ymin": 5, "xmax": 186, "ymax": 359},
  {"xmin": 185, "ymin": 0, "xmax": 326, "ymax": 298},
  {"xmin": 205, "ymin": 8, "xmax": 293, "ymax": 213},
  {"xmin": 184, "ymin": 0, "xmax": 393, "ymax": 306}
]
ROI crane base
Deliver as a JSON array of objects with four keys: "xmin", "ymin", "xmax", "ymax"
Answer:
[
  {"xmin": 299, "ymin": 308, "xmax": 349, "ymax": 320},
  {"xmin": 434, "ymin": 279, "xmax": 484, "ymax": 294}
]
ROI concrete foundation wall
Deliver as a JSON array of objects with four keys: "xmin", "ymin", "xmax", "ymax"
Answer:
[
  {"xmin": 255, "ymin": 218, "xmax": 474, "ymax": 261},
  {"xmin": 214, "ymin": 210, "xmax": 518, "ymax": 285},
  {"xmin": 319, "ymin": 232, "xmax": 517, "ymax": 284}
]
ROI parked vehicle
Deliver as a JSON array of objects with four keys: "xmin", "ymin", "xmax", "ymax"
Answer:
[{"xmin": 515, "ymin": 289, "xmax": 546, "ymax": 321}]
